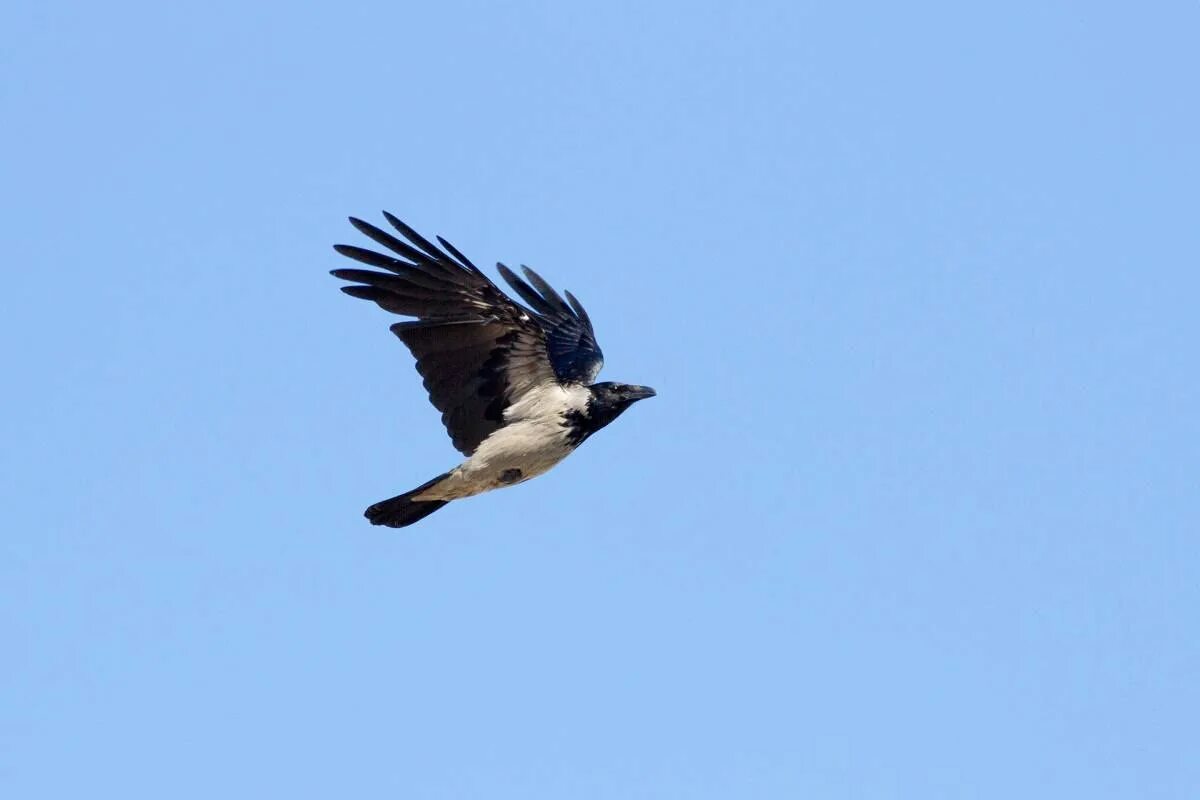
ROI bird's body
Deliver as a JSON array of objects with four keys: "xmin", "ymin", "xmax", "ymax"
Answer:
[
  {"xmin": 331, "ymin": 213, "xmax": 654, "ymax": 527},
  {"xmin": 415, "ymin": 382, "xmax": 590, "ymax": 501}
]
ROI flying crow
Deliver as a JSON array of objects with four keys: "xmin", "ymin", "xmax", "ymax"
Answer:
[{"xmin": 331, "ymin": 213, "xmax": 656, "ymax": 528}]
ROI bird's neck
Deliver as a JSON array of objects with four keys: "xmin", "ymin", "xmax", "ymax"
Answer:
[{"xmin": 562, "ymin": 389, "xmax": 627, "ymax": 446}]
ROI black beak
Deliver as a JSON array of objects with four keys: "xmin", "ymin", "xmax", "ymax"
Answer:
[{"xmin": 627, "ymin": 385, "xmax": 657, "ymax": 401}]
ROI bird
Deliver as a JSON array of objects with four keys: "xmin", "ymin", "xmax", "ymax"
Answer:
[{"xmin": 331, "ymin": 212, "xmax": 656, "ymax": 528}]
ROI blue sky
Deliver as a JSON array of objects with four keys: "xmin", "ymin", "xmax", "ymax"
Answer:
[{"xmin": 3, "ymin": 1, "xmax": 1197, "ymax": 797}]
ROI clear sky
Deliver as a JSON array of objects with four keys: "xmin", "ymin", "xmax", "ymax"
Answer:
[{"xmin": 3, "ymin": 1, "xmax": 1197, "ymax": 797}]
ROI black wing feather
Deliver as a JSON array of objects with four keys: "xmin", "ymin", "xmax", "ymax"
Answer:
[
  {"xmin": 495, "ymin": 263, "xmax": 558, "ymax": 316},
  {"xmin": 520, "ymin": 266, "xmax": 573, "ymax": 316},
  {"xmin": 382, "ymin": 212, "xmax": 457, "ymax": 267},
  {"xmin": 436, "ymin": 235, "xmax": 491, "ymax": 281},
  {"xmin": 564, "ymin": 290, "xmax": 592, "ymax": 328}
]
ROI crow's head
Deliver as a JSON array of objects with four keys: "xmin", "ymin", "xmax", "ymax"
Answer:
[
  {"xmin": 566, "ymin": 382, "xmax": 656, "ymax": 444},
  {"xmin": 590, "ymin": 382, "xmax": 656, "ymax": 409}
]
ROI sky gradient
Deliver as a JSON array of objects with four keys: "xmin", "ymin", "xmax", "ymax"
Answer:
[{"xmin": 4, "ymin": 1, "xmax": 1198, "ymax": 797}]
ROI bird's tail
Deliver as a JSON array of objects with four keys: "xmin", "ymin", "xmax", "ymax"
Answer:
[{"xmin": 364, "ymin": 472, "xmax": 452, "ymax": 528}]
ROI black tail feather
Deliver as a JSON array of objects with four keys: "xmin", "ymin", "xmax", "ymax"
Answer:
[{"xmin": 364, "ymin": 472, "xmax": 451, "ymax": 528}]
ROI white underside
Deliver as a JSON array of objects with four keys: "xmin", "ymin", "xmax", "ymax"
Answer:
[{"xmin": 414, "ymin": 383, "xmax": 590, "ymax": 501}]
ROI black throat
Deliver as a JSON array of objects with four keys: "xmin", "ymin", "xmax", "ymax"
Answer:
[{"xmin": 562, "ymin": 392, "xmax": 630, "ymax": 447}]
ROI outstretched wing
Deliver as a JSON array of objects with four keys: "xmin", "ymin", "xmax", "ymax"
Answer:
[{"xmin": 332, "ymin": 213, "xmax": 603, "ymax": 455}]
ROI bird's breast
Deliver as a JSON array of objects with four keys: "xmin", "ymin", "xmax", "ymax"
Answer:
[
  {"xmin": 421, "ymin": 420, "xmax": 576, "ymax": 501},
  {"xmin": 466, "ymin": 418, "xmax": 575, "ymax": 472},
  {"xmin": 503, "ymin": 382, "xmax": 591, "ymax": 424}
]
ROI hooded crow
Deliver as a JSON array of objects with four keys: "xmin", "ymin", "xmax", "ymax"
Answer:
[{"xmin": 331, "ymin": 213, "xmax": 656, "ymax": 528}]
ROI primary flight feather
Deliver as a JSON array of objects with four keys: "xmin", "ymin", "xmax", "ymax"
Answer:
[{"xmin": 331, "ymin": 213, "xmax": 656, "ymax": 528}]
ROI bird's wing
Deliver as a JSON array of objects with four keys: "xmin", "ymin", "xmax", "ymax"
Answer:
[
  {"xmin": 495, "ymin": 263, "xmax": 604, "ymax": 385},
  {"xmin": 332, "ymin": 213, "xmax": 604, "ymax": 455}
]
